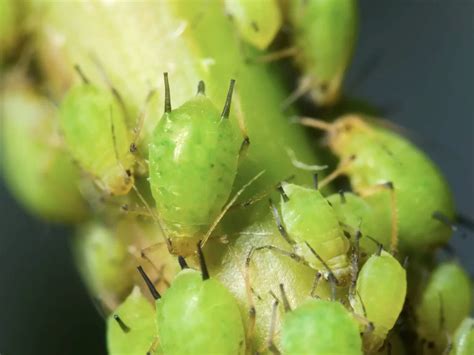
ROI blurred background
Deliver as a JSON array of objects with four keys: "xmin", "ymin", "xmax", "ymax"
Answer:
[{"xmin": 0, "ymin": 1, "xmax": 472, "ymax": 354}]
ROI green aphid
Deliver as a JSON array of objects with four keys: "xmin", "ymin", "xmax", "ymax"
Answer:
[
  {"xmin": 225, "ymin": 0, "xmax": 282, "ymax": 50},
  {"xmin": 106, "ymin": 286, "xmax": 158, "ymax": 355},
  {"xmin": 288, "ymin": 0, "xmax": 358, "ymax": 106},
  {"xmin": 1, "ymin": 83, "xmax": 87, "ymax": 222},
  {"xmin": 327, "ymin": 191, "xmax": 392, "ymax": 256},
  {"xmin": 139, "ymin": 243, "xmax": 246, "ymax": 355},
  {"xmin": 273, "ymin": 182, "xmax": 351, "ymax": 283},
  {"xmin": 415, "ymin": 262, "xmax": 472, "ymax": 351},
  {"xmin": 450, "ymin": 318, "xmax": 474, "ymax": 355},
  {"xmin": 351, "ymin": 250, "xmax": 407, "ymax": 353},
  {"xmin": 281, "ymin": 299, "xmax": 362, "ymax": 355},
  {"xmin": 149, "ymin": 74, "xmax": 243, "ymax": 256},
  {"xmin": 59, "ymin": 68, "xmax": 134, "ymax": 196},
  {"xmin": 74, "ymin": 221, "xmax": 135, "ymax": 309},
  {"xmin": 300, "ymin": 115, "xmax": 455, "ymax": 252}
]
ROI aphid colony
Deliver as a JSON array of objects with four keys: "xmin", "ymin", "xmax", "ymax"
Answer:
[{"xmin": 1, "ymin": 0, "xmax": 472, "ymax": 354}]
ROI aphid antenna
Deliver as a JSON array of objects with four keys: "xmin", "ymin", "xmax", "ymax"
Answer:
[
  {"xmin": 178, "ymin": 256, "xmax": 189, "ymax": 270},
  {"xmin": 245, "ymin": 248, "xmax": 257, "ymax": 343},
  {"xmin": 137, "ymin": 265, "xmax": 161, "ymax": 300},
  {"xmin": 113, "ymin": 314, "xmax": 131, "ymax": 333},
  {"xmin": 456, "ymin": 213, "xmax": 474, "ymax": 232},
  {"xmin": 402, "ymin": 256, "xmax": 409, "ymax": 269},
  {"xmin": 90, "ymin": 54, "xmax": 130, "ymax": 124},
  {"xmin": 202, "ymin": 170, "xmax": 265, "ymax": 247},
  {"xmin": 196, "ymin": 80, "xmax": 206, "ymax": 95},
  {"xmin": 432, "ymin": 211, "xmax": 458, "ymax": 232},
  {"xmin": 266, "ymin": 292, "xmax": 282, "ymax": 355},
  {"xmin": 269, "ymin": 199, "xmax": 296, "ymax": 246},
  {"xmin": 91, "ymin": 297, "xmax": 110, "ymax": 320},
  {"xmin": 221, "ymin": 79, "xmax": 236, "ymax": 119},
  {"xmin": 363, "ymin": 235, "xmax": 384, "ymax": 256},
  {"xmin": 279, "ymin": 283, "xmax": 292, "ymax": 312},
  {"xmin": 163, "ymin": 72, "xmax": 171, "ymax": 113},
  {"xmin": 73, "ymin": 64, "xmax": 90, "ymax": 84},
  {"xmin": 317, "ymin": 155, "xmax": 355, "ymax": 189},
  {"xmin": 303, "ymin": 241, "xmax": 339, "ymax": 285},
  {"xmin": 280, "ymin": 75, "xmax": 312, "ymax": 110},
  {"xmin": 130, "ymin": 88, "xmax": 158, "ymax": 154},
  {"xmin": 310, "ymin": 272, "xmax": 322, "ymax": 298},
  {"xmin": 197, "ymin": 241, "xmax": 210, "ymax": 281}
]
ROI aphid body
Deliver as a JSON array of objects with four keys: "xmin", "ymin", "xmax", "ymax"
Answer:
[
  {"xmin": 351, "ymin": 250, "xmax": 407, "ymax": 352},
  {"xmin": 279, "ymin": 183, "xmax": 351, "ymax": 281},
  {"xmin": 281, "ymin": 299, "xmax": 362, "ymax": 355},
  {"xmin": 225, "ymin": 0, "xmax": 282, "ymax": 50},
  {"xmin": 288, "ymin": 0, "xmax": 358, "ymax": 105},
  {"xmin": 415, "ymin": 262, "xmax": 472, "ymax": 349},
  {"xmin": 60, "ymin": 83, "xmax": 134, "ymax": 195},
  {"xmin": 149, "ymin": 77, "xmax": 241, "ymax": 256},
  {"xmin": 106, "ymin": 286, "xmax": 158, "ymax": 355},
  {"xmin": 303, "ymin": 115, "xmax": 455, "ymax": 251}
]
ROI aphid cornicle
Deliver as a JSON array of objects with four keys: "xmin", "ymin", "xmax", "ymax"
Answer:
[
  {"xmin": 224, "ymin": 0, "xmax": 282, "ymax": 50},
  {"xmin": 281, "ymin": 298, "xmax": 362, "ymax": 355},
  {"xmin": 148, "ymin": 74, "xmax": 244, "ymax": 256},
  {"xmin": 59, "ymin": 67, "xmax": 134, "ymax": 196},
  {"xmin": 451, "ymin": 318, "xmax": 474, "ymax": 355},
  {"xmin": 300, "ymin": 115, "xmax": 455, "ymax": 252},
  {"xmin": 139, "ymin": 243, "xmax": 246, "ymax": 355},
  {"xmin": 287, "ymin": 0, "xmax": 358, "ymax": 106},
  {"xmin": 415, "ymin": 262, "xmax": 472, "ymax": 350},
  {"xmin": 351, "ymin": 250, "xmax": 407, "ymax": 353}
]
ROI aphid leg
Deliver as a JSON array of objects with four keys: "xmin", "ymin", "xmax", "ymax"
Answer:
[
  {"xmin": 349, "ymin": 229, "xmax": 362, "ymax": 299},
  {"xmin": 279, "ymin": 283, "xmax": 292, "ymax": 312},
  {"xmin": 297, "ymin": 116, "xmax": 333, "ymax": 132},
  {"xmin": 178, "ymin": 256, "xmax": 189, "ymax": 270},
  {"xmin": 304, "ymin": 241, "xmax": 339, "ymax": 299},
  {"xmin": 137, "ymin": 265, "xmax": 161, "ymax": 300},
  {"xmin": 358, "ymin": 182, "xmax": 399, "ymax": 254},
  {"xmin": 265, "ymin": 292, "xmax": 282, "ymax": 355},
  {"xmin": 91, "ymin": 297, "xmax": 111, "ymax": 320},
  {"xmin": 252, "ymin": 46, "xmax": 298, "ymax": 64},
  {"xmin": 129, "ymin": 89, "xmax": 158, "ymax": 157},
  {"xmin": 269, "ymin": 199, "xmax": 296, "ymax": 246},
  {"xmin": 244, "ymin": 248, "xmax": 257, "ymax": 346},
  {"xmin": 318, "ymin": 155, "xmax": 356, "ymax": 189},
  {"xmin": 352, "ymin": 290, "xmax": 374, "ymax": 334},
  {"xmin": 201, "ymin": 170, "xmax": 265, "ymax": 246},
  {"xmin": 310, "ymin": 272, "xmax": 322, "ymax": 298},
  {"xmin": 73, "ymin": 64, "xmax": 90, "ymax": 84},
  {"xmin": 280, "ymin": 75, "xmax": 312, "ymax": 110},
  {"xmin": 254, "ymin": 245, "xmax": 312, "ymax": 269},
  {"xmin": 146, "ymin": 337, "xmax": 160, "ymax": 355},
  {"xmin": 286, "ymin": 149, "xmax": 328, "ymax": 173}
]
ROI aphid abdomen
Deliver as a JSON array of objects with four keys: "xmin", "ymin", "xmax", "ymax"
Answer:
[
  {"xmin": 281, "ymin": 299, "xmax": 362, "ymax": 355},
  {"xmin": 352, "ymin": 251, "xmax": 407, "ymax": 353},
  {"xmin": 149, "ymin": 95, "xmax": 240, "ymax": 247},
  {"xmin": 60, "ymin": 85, "xmax": 134, "ymax": 195},
  {"xmin": 330, "ymin": 116, "xmax": 455, "ymax": 251},
  {"xmin": 156, "ymin": 270, "xmax": 245, "ymax": 355},
  {"xmin": 281, "ymin": 184, "xmax": 350, "ymax": 278}
]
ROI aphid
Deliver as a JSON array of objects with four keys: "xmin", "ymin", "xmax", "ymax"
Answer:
[
  {"xmin": 326, "ymin": 191, "xmax": 392, "ymax": 256},
  {"xmin": 73, "ymin": 222, "xmax": 135, "ymax": 310},
  {"xmin": 351, "ymin": 249, "xmax": 407, "ymax": 353},
  {"xmin": 286, "ymin": 0, "xmax": 358, "ymax": 106},
  {"xmin": 139, "ymin": 242, "xmax": 246, "ymax": 355},
  {"xmin": 224, "ymin": 0, "xmax": 282, "ymax": 50},
  {"xmin": 280, "ymin": 297, "xmax": 363, "ymax": 354},
  {"xmin": 148, "ymin": 74, "xmax": 248, "ymax": 256},
  {"xmin": 450, "ymin": 318, "xmax": 474, "ymax": 355},
  {"xmin": 415, "ymin": 262, "xmax": 472, "ymax": 351},
  {"xmin": 299, "ymin": 114, "xmax": 455, "ymax": 252},
  {"xmin": 1, "ymin": 83, "xmax": 87, "ymax": 222},
  {"xmin": 106, "ymin": 286, "xmax": 158, "ymax": 355},
  {"xmin": 59, "ymin": 66, "xmax": 135, "ymax": 195},
  {"xmin": 257, "ymin": 182, "xmax": 351, "ymax": 285}
]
